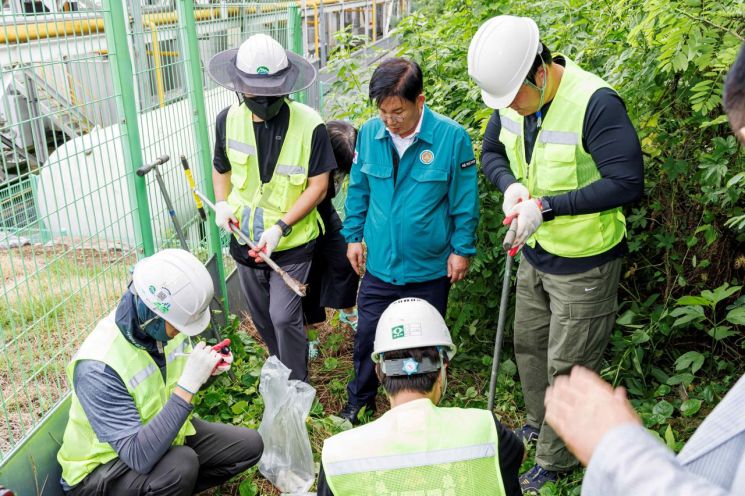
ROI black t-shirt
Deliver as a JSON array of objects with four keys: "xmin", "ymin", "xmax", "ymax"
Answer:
[
  {"xmin": 481, "ymin": 57, "xmax": 644, "ymax": 274},
  {"xmin": 213, "ymin": 101, "xmax": 337, "ymax": 268},
  {"xmin": 315, "ymin": 413, "xmax": 524, "ymax": 496}
]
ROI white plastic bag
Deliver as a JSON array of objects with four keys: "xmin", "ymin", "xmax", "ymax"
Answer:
[{"xmin": 258, "ymin": 356, "xmax": 316, "ymax": 494}]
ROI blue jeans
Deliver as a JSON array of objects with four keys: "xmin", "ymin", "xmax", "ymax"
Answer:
[{"xmin": 346, "ymin": 272, "xmax": 450, "ymax": 407}]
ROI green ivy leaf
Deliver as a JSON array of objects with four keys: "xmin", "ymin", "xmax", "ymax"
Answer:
[
  {"xmin": 680, "ymin": 398, "xmax": 702, "ymax": 417},
  {"xmin": 674, "ymin": 351, "xmax": 705, "ymax": 374},
  {"xmin": 653, "ymin": 399, "xmax": 675, "ymax": 419},
  {"xmin": 725, "ymin": 307, "xmax": 745, "ymax": 325}
]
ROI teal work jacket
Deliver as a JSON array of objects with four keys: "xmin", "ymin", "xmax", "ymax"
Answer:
[{"xmin": 342, "ymin": 105, "xmax": 479, "ymax": 285}]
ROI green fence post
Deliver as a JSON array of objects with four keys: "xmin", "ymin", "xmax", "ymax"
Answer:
[
  {"xmin": 176, "ymin": 0, "xmax": 229, "ymax": 313},
  {"xmin": 102, "ymin": 0, "xmax": 155, "ymax": 255},
  {"xmin": 288, "ymin": 5, "xmax": 308, "ymax": 105}
]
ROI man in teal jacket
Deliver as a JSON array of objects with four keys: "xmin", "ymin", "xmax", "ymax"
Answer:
[{"xmin": 340, "ymin": 57, "xmax": 479, "ymax": 424}]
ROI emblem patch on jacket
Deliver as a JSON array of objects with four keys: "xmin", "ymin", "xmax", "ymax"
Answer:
[{"xmin": 419, "ymin": 150, "xmax": 434, "ymax": 165}]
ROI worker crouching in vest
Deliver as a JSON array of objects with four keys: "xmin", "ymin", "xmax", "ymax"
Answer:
[
  {"xmin": 318, "ymin": 298, "xmax": 525, "ymax": 496},
  {"xmin": 468, "ymin": 16, "xmax": 644, "ymax": 493},
  {"xmin": 207, "ymin": 34, "xmax": 335, "ymax": 382},
  {"xmin": 57, "ymin": 249, "xmax": 263, "ymax": 495}
]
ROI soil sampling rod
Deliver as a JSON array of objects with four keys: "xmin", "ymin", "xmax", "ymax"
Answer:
[
  {"xmin": 192, "ymin": 188, "xmax": 308, "ymax": 297},
  {"xmin": 487, "ymin": 218, "xmax": 518, "ymax": 412}
]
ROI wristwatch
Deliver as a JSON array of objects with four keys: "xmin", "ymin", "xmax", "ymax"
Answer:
[
  {"xmin": 276, "ymin": 219, "xmax": 292, "ymax": 237},
  {"xmin": 539, "ymin": 197, "xmax": 555, "ymax": 222}
]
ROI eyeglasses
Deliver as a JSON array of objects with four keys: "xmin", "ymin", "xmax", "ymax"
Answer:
[{"xmin": 378, "ymin": 109, "xmax": 409, "ymax": 124}]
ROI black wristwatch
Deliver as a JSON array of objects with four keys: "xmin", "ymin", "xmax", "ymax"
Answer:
[
  {"xmin": 539, "ymin": 197, "xmax": 555, "ymax": 222},
  {"xmin": 276, "ymin": 219, "xmax": 292, "ymax": 237}
]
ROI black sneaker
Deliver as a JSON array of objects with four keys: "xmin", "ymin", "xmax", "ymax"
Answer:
[
  {"xmin": 339, "ymin": 402, "xmax": 375, "ymax": 425},
  {"xmin": 514, "ymin": 423, "xmax": 540, "ymax": 445},
  {"xmin": 519, "ymin": 464, "xmax": 559, "ymax": 494}
]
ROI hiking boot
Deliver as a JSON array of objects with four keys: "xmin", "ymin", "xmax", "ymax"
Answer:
[
  {"xmin": 519, "ymin": 464, "xmax": 559, "ymax": 494},
  {"xmin": 514, "ymin": 423, "xmax": 540, "ymax": 445},
  {"xmin": 339, "ymin": 402, "xmax": 375, "ymax": 426}
]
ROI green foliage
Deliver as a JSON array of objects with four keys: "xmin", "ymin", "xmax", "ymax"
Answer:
[{"xmin": 322, "ymin": 1, "xmax": 744, "ymax": 492}]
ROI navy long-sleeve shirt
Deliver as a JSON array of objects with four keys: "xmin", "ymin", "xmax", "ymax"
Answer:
[
  {"xmin": 482, "ymin": 72, "xmax": 644, "ymax": 274},
  {"xmin": 61, "ymin": 360, "xmax": 193, "ymax": 490}
]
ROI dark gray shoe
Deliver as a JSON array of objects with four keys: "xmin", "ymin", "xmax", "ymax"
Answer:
[
  {"xmin": 514, "ymin": 423, "xmax": 540, "ymax": 445},
  {"xmin": 339, "ymin": 402, "xmax": 375, "ymax": 425},
  {"xmin": 519, "ymin": 464, "xmax": 559, "ymax": 494}
]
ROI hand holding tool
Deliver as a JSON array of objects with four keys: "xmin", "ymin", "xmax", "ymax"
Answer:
[
  {"xmin": 178, "ymin": 342, "xmax": 222, "ymax": 394},
  {"xmin": 214, "ymin": 201, "xmax": 238, "ymax": 233},
  {"xmin": 193, "ymin": 189, "xmax": 307, "ymax": 297},
  {"xmin": 211, "ymin": 338, "xmax": 233, "ymax": 375},
  {"xmin": 503, "ymin": 198, "xmax": 542, "ymax": 253},
  {"xmin": 502, "ymin": 183, "xmax": 530, "ymax": 216},
  {"xmin": 250, "ymin": 224, "xmax": 282, "ymax": 260}
]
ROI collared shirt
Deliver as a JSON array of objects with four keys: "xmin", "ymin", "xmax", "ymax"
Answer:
[
  {"xmin": 387, "ymin": 110, "xmax": 424, "ymax": 157},
  {"xmin": 342, "ymin": 105, "xmax": 479, "ymax": 285},
  {"xmin": 582, "ymin": 375, "xmax": 745, "ymax": 496}
]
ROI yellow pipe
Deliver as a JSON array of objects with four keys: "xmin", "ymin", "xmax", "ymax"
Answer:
[
  {"xmin": 313, "ymin": 2, "xmax": 320, "ymax": 59},
  {"xmin": 144, "ymin": 20, "xmax": 166, "ymax": 108},
  {"xmin": 0, "ymin": 7, "xmax": 241, "ymax": 44},
  {"xmin": 146, "ymin": 50, "xmax": 179, "ymax": 57},
  {"xmin": 371, "ymin": 0, "xmax": 377, "ymax": 42}
]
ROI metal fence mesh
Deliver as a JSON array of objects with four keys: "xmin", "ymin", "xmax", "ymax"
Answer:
[{"xmin": 0, "ymin": 0, "xmax": 401, "ymax": 462}]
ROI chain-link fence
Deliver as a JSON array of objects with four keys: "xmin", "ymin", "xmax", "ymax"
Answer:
[{"xmin": 0, "ymin": 0, "xmax": 403, "ymax": 466}]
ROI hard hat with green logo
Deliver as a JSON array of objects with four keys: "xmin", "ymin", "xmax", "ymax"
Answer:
[
  {"xmin": 132, "ymin": 249, "xmax": 214, "ymax": 337},
  {"xmin": 372, "ymin": 298, "xmax": 456, "ymax": 363}
]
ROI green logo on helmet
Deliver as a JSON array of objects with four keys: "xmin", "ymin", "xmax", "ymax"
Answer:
[
  {"xmin": 153, "ymin": 302, "xmax": 171, "ymax": 314},
  {"xmin": 391, "ymin": 325, "xmax": 405, "ymax": 339},
  {"xmin": 256, "ymin": 66, "xmax": 270, "ymax": 75}
]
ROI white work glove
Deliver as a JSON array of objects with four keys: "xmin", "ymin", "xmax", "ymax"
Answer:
[
  {"xmin": 250, "ymin": 224, "xmax": 282, "ymax": 261},
  {"xmin": 212, "ymin": 350, "xmax": 233, "ymax": 376},
  {"xmin": 502, "ymin": 182, "xmax": 531, "ymax": 216},
  {"xmin": 504, "ymin": 198, "xmax": 543, "ymax": 249},
  {"xmin": 177, "ymin": 342, "xmax": 222, "ymax": 394},
  {"xmin": 214, "ymin": 201, "xmax": 237, "ymax": 233}
]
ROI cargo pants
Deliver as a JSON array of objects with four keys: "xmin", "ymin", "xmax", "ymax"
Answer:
[{"xmin": 514, "ymin": 257, "xmax": 623, "ymax": 472}]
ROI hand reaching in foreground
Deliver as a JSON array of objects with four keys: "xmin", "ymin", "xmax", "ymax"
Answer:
[{"xmin": 544, "ymin": 365, "xmax": 641, "ymax": 466}]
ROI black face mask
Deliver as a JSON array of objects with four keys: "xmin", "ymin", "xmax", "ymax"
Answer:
[{"xmin": 243, "ymin": 95, "xmax": 286, "ymax": 121}]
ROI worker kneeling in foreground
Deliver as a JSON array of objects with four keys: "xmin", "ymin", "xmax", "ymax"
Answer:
[
  {"xmin": 317, "ymin": 298, "xmax": 524, "ymax": 496},
  {"xmin": 57, "ymin": 249, "xmax": 263, "ymax": 495}
]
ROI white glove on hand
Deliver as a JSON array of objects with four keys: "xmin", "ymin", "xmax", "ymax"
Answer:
[
  {"xmin": 502, "ymin": 182, "xmax": 531, "ymax": 216},
  {"xmin": 504, "ymin": 198, "xmax": 543, "ymax": 248},
  {"xmin": 214, "ymin": 201, "xmax": 237, "ymax": 233},
  {"xmin": 177, "ymin": 342, "xmax": 222, "ymax": 394},
  {"xmin": 255, "ymin": 224, "xmax": 283, "ymax": 257},
  {"xmin": 211, "ymin": 351, "xmax": 234, "ymax": 376}
]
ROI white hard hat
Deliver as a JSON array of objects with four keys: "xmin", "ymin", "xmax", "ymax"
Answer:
[
  {"xmin": 467, "ymin": 15, "xmax": 541, "ymax": 109},
  {"xmin": 372, "ymin": 298, "xmax": 456, "ymax": 362},
  {"xmin": 132, "ymin": 249, "xmax": 214, "ymax": 337},
  {"xmin": 208, "ymin": 33, "xmax": 316, "ymax": 96}
]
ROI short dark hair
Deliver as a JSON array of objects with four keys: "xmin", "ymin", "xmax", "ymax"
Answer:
[
  {"xmin": 525, "ymin": 42, "xmax": 553, "ymax": 84},
  {"xmin": 326, "ymin": 120, "xmax": 358, "ymax": 174},
  {"xmin": 724, "ymin": 42, "xmax": 745, "ymax": 134},
  {"xmin": 378, "ymin": 346, "xmax": 446, "ymax": 396},
  {"xmin": 369, "ymin": 58, "xmax": 423, "ymax": 106}
]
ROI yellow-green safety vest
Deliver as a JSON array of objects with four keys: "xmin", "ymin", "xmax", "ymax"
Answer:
[
  {"xmin": 57, "ymin": 312, "xmax": 194, "ymax": 487},
  {"xmin": 225, "ymin": 99, "xmax": 323, "ymax": 251},
  {"xmin": 321, "ymin": 398, "xmax": 506, "ymax": 496},
  {"xmin": 498, "ymin": 55, "xmax": 627, "ymax": 258}
]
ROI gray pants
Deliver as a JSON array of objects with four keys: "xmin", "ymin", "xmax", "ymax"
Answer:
[
  {"xmin": 237, "ymin": 261, "xmax": 312, "ymax": 382},
  {"xmin": 68, "ymin": 418, "xmax": 263, "ymax": 495},
  {"xmin": 514, "ymin": 257, "xmax": 622, "ymax": 472}
]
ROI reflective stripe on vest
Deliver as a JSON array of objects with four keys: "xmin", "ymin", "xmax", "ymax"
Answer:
[
  {"xmin": 225, "ymin": 100, "xmax": 324, "ymax": 251},
  {"xmin": 325, "ymin": 442, "xmax": 496, "ymax": 476},
  {"xmin": 498, "ymin": 55, "xmax": 626, "ymax": 258},
  {"xmin": 57, "ymin": 313, "xmax": 194, "ymax": 487},
  {"xmin": 322, "ymin": 399, "xmax": 506, "ymax": 496}
]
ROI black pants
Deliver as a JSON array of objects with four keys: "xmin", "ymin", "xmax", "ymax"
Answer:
[
  {"xmin": 346, "ymin": 272, "xmax": 450, "ymax": 407},
  {"xmin": 68, "ymin": 418, "xmax": 263, "ymax": 495},
  {"xmin": 302, "ymin": 228, "xmax": 360, "ymax": 325}
]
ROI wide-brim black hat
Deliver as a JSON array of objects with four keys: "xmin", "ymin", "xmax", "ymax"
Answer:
[{"xmin": 207, "ymin": 48, "xmax": 317, "ymax": 96}]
